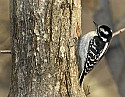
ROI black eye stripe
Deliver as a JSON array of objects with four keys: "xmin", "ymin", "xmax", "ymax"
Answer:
[{"xmin": 100, "ymin": 31, "xmax": 108, "ymax": 37}]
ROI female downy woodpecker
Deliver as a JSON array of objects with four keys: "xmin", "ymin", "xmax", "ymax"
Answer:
[{"xmin": 78, "ymin": 21, "xmax": 112, "ymax": 86}]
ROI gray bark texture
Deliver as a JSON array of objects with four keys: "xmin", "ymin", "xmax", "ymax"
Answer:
[{"xmin": 8, "ymin": 0, "xmax": 85, "ymax": 97}]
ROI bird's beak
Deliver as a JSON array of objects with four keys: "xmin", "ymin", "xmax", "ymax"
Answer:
[{"xmin": 93, "ymin": 21, "xmax": 98, "ymax": 28}]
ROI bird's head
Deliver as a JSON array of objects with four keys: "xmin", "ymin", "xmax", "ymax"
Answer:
[{"xmin": 93, "ymin": 21, "xmax": 112, "ymax": 42}]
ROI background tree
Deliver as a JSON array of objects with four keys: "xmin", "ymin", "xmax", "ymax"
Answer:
[
  {"xmin": 81, "ymin": 0, "xmax": 125, "ymax": 97},
  {"xmin": 94, "ymin": 0, "xmax": 125, "ymax": 96}
]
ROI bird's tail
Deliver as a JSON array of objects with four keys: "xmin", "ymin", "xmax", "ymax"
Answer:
[{"xmin": 79, "ymin": 70, "xmax": 85, "ymax": 87}]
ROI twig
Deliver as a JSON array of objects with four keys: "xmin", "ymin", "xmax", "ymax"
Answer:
[
  {"xmin": 0, "ymin": 50, "xmax": 11, "ymax": 54},
  {"xmin": 113, "ymin": 28, "xmax": 125, "ymax": 37},
  {"xmin": 84, "ymin": 85, "xmax": 90, "ymax": 96}
]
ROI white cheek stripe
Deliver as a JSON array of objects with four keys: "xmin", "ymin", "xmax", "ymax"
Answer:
[
  {"xmin": 103, "ymin": 31, "xmax": 109, "ymax": 35},
  {"xmin": 101, "ymin": 36, "xmax": 107, "ymax": 42}
]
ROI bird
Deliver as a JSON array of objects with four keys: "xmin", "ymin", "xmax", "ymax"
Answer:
[{"xmin": 78, "ymin": 21, "xmax": 112, "ymax": 86}]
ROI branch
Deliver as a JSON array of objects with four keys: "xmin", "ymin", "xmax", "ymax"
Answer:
[
  {"xmin": 113, "ymin": 28, "xmax": 125, "ymax": 37},
  {"xmin": 0, "ymin": 50, "xmax": 11, "ymax": 54}
]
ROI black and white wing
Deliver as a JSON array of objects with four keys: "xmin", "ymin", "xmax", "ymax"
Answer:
[
  {"xmin": 78, "ymin": 31, "xmax": 97, "ymax": 79},
  {"xmin": 79, "ymin": 36, "xmax": 110, "ymax": 86}
]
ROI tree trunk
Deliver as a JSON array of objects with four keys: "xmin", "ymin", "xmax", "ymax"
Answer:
[{"xmin": 8, "ymin": 0, "xmax": 85, "ymax": 97}]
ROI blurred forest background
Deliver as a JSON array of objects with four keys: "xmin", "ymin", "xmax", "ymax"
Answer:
[{"xmin": 0, "ymin": 0, "xmax": 125, "ymax": 97}]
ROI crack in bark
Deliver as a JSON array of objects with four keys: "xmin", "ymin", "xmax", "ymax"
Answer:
[
  {"xmin": 65, "ymin": 72, "xmax": 71, "ymax": 97},
  {"xmin": 49, "ymin": 0, "xmax": 54, "ymax": 41}
]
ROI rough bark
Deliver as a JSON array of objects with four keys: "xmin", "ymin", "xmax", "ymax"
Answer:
[{"xmin": 8, "ymin": 0, "xmax": 85, "ymax": 97}]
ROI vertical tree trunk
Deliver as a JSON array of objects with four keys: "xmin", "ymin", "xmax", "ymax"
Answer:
[{"xmin": 8, "ymin": 0, "xmax": 85, "ymax": 97}]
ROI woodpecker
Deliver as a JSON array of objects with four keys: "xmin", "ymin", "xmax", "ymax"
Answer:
[{"xmin": 78, "ymin": 21, "xmax": 112, "ymax": 86}]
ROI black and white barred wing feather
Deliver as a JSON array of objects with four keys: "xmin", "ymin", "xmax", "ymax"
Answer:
[{"xmin": 78, "ymin": 31, "xmax": 110, "ymax": 86}]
